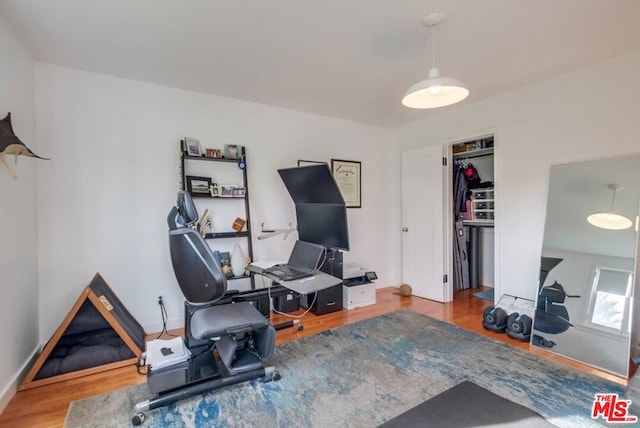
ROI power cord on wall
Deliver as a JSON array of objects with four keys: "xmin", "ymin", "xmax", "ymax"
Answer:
[{"xmin": 155, "ymin": 296, "xmax": 179, "ymax": 339}]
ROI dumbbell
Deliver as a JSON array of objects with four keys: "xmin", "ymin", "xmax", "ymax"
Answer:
[
  {"xmin": 506, "ymin": 312, "xmax": 532, "ymax": 341},
  {"xmin": 482, "ymin": 305, "xmax": 508, "ymax": 333}
]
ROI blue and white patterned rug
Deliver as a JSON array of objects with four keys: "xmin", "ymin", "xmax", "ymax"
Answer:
[{"xmin": 65, "ymin": 310, "xmax": 624, "ymax": 427}]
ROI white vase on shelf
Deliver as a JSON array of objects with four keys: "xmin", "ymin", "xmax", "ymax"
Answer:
[{"xmin": 231, "ymin": 244, "xmax": 247, "ymax": 277}]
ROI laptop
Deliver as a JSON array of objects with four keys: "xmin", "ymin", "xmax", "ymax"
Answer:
[{"xmin": 264, "ymin": 240, "xmax": 325, "ymax": 281}]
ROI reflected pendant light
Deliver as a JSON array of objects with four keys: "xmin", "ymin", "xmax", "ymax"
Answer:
[
  {"xmin": 402, "ymin": 13, "xmax": 469, "ymax": 109},
  {"xmin": 587, "ymin": 184, "xmax": 633, "ymax": 230}
]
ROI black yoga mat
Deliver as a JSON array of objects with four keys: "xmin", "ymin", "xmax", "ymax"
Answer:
[{"xmin": 379, "ymin": 381, "xmax": 556, "ymax": 428}]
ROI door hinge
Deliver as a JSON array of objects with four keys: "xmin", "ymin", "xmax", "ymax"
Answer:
[
  {"xmin": 442, "ymin": 157, "xmax": 447, "ymax": 166},
  {"xmin": 443, "ymin": 274, "xmax": 448, "ymax": 283}
]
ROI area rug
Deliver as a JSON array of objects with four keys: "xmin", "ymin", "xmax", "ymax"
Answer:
[
  {"xmin": 473, "ymin": 287, "xmax": 495, "ymax": 301},
  {"xmin": 65, "ymin": 310, "xmax": 623, "ymax": 427}
]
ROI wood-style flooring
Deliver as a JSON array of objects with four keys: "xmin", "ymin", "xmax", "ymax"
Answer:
[{"xmin": 0, "ymin": 286, "xmax": 627, "ymax": 428}]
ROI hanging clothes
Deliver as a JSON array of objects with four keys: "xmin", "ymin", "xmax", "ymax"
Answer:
[{"xmin": 453, "ymin": 163, "xmax": 468, "ymax": 219}]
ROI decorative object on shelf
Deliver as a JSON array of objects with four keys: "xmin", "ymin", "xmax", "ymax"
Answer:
[
  {"xmin": 204, "ymin": 148, "xmax": 222, "ymax": 158},
  {"xmin": 199, "ymin": 215, "xmax": 212, "ymax": 237},
  {"xmin": 232, "ymin": 187, "xmax": 246, "ymax": 197},
  {"xmin": 298, "ymin": 160, "xmax": 328, "ymax": 167},
  {"xmin": 220, "ymin": 184, "xmax": 237, "ymax": 197},
  {"xmin": 0, "ymin": 112, "xmax": 49, "ymax": 179},
  {"xmin": 224, "ymin": 144, "xmax": 242, "ymax": 160},
  {"xmin": 185, "ymin": 175, "xmax": 212, "ymax": 195},
  {"xmin": 231, "ymin": 243, "xmax": 248, "ymax": 277},
  {"xmin": 209, "ymin": 184, "xmax": 219, "ymax": 197},
  {"xmin": 402, "ymin": 13, "xmax": 469, "ymax": 109},
  {"xmin": 232, "ymin": 217, "xmax": 246, "ymax": 232},
  {"xmin": 184, "ymin": 137, "xmax": 202, "ymax": 157},
  {"xmin": 213, "ymin": 251, "xmax": 233, "ymax": 277},
  {"xmin": 331, "ymin": 159, "xmax": 361, "ymax": 208}
]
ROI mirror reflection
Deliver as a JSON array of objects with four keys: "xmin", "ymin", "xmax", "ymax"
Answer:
[{"xmin": 532, "ymin": 154, "xmax": 640, "ymax": 377}]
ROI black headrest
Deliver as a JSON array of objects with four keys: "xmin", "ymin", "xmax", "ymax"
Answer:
[{"xmin": 177, "ymin": 190, "xmax": 199, "ymax": 225}]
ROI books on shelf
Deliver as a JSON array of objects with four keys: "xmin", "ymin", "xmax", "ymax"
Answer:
[{"xmin": 145, "ymin": 337, "xmax": 191, "ymax": 371}]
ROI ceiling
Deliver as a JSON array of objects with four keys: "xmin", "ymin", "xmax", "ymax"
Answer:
[{"xmin": 2, "ymin": 1, "xmax": 640, "ymax": 128}]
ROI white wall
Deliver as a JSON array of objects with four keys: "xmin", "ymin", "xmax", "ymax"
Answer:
[
  {"xmin": 0, "ymin": 12, "xmax": 38, "ymax": 412},
  {"xmin": 393, "ymin": 49, "xmax": 640, "ymax": 302},
  {"xmin": 34, "ymin": 63, "xmax": 394, "ymax": 339}
]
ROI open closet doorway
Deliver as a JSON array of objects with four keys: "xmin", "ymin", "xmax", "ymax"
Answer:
[{"xmin": 450, "ymin": 135, "xmax": 496, "ymax": 300}]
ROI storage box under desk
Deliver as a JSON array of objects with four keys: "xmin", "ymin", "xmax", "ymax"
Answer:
[{"xmin": 343, "ymin": 282, "xmax": 376, "ymax": 310}]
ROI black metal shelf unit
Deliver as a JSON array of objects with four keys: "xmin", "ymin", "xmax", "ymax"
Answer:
[{"xmin": 179, "ymin": 142, "xmax": 255, "ymax": 289}]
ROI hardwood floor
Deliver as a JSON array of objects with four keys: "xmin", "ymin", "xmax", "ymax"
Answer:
[{"xmin": 0, "ymin": 286, "xmax": 627, "ymax": 428}]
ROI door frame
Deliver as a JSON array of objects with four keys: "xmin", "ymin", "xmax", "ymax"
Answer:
[{"xmin": 443, "ymin": 130, "xmax": 501, "ymax": 303}]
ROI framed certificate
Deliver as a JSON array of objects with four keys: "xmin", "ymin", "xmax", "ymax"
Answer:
[{"xmin": 331, "ymin": 159, "xmax": 361, "ymax": 208}]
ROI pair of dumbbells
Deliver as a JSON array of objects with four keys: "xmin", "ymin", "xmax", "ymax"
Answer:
[{"xmin": 482, "ymin": 306, "xmax": 532, "ymax": 341}]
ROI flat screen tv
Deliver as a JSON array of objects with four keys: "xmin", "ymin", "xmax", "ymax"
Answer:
[{"xmin": 278, "ymin": 165, "xmax": 350, "ymax": 251}]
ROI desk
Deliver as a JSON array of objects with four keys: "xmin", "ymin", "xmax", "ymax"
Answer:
[{"xmin": 246, "ymin": 264, "xmax": 342, "ymax": 295}]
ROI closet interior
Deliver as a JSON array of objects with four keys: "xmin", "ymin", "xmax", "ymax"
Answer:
[{"xmin": 452, "ymin": 136, "xmax": 495, "ymax": 293}]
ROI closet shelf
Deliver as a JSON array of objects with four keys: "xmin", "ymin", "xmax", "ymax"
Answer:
[{"xmin": 453, "ymin": 147, "xmax": 494, "ymax": 160}]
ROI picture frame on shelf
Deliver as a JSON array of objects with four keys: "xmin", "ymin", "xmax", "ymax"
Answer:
[
  {"xmin": 205, "ymin": 148, "xmax": 223, "ymax": 158},
  {"xmin": 224, "ymin": 144, "xmax": 242, "ymax": 159},
  {"xmin": 331, "ymin": 159, "xmax": 361, "ymax": 208},
  {"xmin": 186, "ymin": 175, "xmax": 212, "ymax": 195},
  {"xmin": 209, "ymin": 183, "xmax": 219, "ymax": 197},
  {"xmin": 220, "ymin": 184, "xmax": 237, "ymax": 197},
  {"xmin": 184, "ymin": 137, "xmax": 202, "ymax": 157}
]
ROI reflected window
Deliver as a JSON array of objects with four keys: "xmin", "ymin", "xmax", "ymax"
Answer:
[{"xmin": 587, "ymin": 268, "xmax": 633, "ymax": 332}]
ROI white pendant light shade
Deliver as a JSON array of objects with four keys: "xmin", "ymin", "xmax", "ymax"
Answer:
[
  {"xmin": 587, "ymin": 212, "xmax": 633, "ymax": 230},
  {"xmin": 402, "ymin": 68, "xmax": 469, "ymax": 109},
  {"xmin": 403, "ymin": 13, "xmax": 468, "ymax": 109},
  {"xmin": 586, "ymin": 184, "xmax": 632, "ymax": 230}
]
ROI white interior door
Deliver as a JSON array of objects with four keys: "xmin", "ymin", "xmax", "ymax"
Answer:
[{"xmin": 401, "ymin": 145, "xmax": 449, "ymax": 302}]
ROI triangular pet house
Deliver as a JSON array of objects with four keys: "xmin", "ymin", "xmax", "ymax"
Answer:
[{"xmin": 20, "ymin": 273, "xmax": 145, "ymax": 389}]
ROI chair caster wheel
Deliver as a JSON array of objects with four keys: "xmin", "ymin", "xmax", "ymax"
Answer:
[
  {"xmin": 297, "ymin": 324, "xmax": 304, "ymax": 331},
  {"xmin": 273, "ymin": 372, "xmax": 281, "ymax": 381},
  {"xmin": 132, "ymin": 412, "xmax": 146, "ymax": 425}
]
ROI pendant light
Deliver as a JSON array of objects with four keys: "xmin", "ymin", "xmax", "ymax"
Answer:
[
  {"xmin": 587, "ymin": 184, "xmax": 632, "ymax": 230},
  {"xmin": 402, "ymin": 13, "xmax": 469, "ymax": 109}
]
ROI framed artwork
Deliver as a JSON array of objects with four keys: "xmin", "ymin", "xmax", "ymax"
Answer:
[
  {"xmin": 297, "ymin": 160, "xmax": 328, "ymax": 167},
  {"xmin": 331, "ymin": 159, "xmax": 361, "ymax": 208},
  {"xmin": 185, "ymin": 175, "xmax": 212, "ymax": 195},
  {"xmin": 209, "ymin": 184, "xmax": 219, "ymax": 197},
  {"xmin": 224, "ymin": 144, "xmax": 242, "ymax": 159},
  {"xmin": 184, "ymin": 137, "xmax": 202, "ymax": 157},
  {"xmin": 220, "ymin": 184, "xmax": 237, "ymax": 197}
]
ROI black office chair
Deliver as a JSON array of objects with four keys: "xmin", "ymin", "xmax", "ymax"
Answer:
[{"xmin": 133, "ymin": 191, "xmax": 278, "ymax": 425}]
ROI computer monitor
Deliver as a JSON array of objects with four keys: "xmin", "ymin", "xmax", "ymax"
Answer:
[
  {"xmin": 278, "ymin": 165, "xmax": 350, "ymax": 251},
  {"xmin": 296, "ymin": 203, "xmax": 350, "ymax": 251}
]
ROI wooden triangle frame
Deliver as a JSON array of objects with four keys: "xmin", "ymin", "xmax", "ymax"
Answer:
[{"xmin": 20, "ymin": 273, "xmax": 144, "ymax": 390}]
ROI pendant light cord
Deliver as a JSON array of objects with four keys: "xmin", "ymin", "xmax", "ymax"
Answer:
[
  {"xmin": 431, "ymin": 23, "xmax": 437, "ymax": 69},
  {"xmin": 610, "ymin": 187, "xmax": 618, "ymax": 211}
]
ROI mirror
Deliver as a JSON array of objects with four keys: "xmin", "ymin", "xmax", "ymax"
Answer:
[{"xmin": 532, "ymin": 154, "xmax": 640, "ymax": 377}]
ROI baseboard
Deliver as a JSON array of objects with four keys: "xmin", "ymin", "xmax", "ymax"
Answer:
[{"xmin": 0, "ymin": 344, "xmax": 40, "ymax": 413}]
